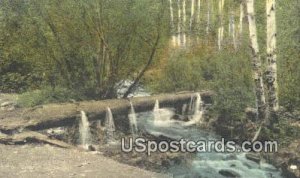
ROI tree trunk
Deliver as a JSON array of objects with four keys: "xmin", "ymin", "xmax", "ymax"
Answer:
[
  {"xmin": 218, "ymin": 0, "xmax": 224, "ymax": 50},
  {"xmin": 0, "ymin": 91, "xmax": 214, "ymax": 133},
  {"xmin": 177, "ymin": 0, "xmax": 182, "ymax": 46},
  {"xmin": 246, "ymin": 0, "xmax": 268, "ymax": 121},
  {"xmin": 169, "ymin": 0, "xmax": 176, "ymax": 47},
  {"xmin": 266, "ymin": 0, "xmax": 279, "ymax": 120},
  {"xmin": 189, "ymin": 0, "xmax": 195, "ymax": 31},
  {"xmin": 206, "ymin": 0, "xmax": 210, "ymax": 35},
  {"xmin": 122, "ymin": 34, "xmax": 160, "ymax": 98},
  {"xmin": 239, "ymin": 3, "xmax": 244, "ymax": 37},
  {"xmin": 196, "ymin": 0, "xmax": 201, "ymax": 42},
  {"xmin": 182, "ymin": 0, "xmax": 187, "ymax": 46},
  {"xmin": 230, "ymin": 13, "xmax": 237, "ymax": 50}
]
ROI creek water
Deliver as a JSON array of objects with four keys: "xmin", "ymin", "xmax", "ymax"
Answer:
[{"xmin": 135, "ymin": 107, "xmax": 282, "ymax": 178}]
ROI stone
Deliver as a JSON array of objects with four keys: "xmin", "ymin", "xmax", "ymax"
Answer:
[
  {"xmin": 219, "ymin": 169, "xmax": 241, "ymax": 178},
  {"xmin": 245, "ymin": 153, "xmax": 261, "ymax": 164}
]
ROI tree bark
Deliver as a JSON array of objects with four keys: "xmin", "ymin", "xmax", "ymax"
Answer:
[
  {"xmin": 239, "ymin": 3, "xmax": 244, "ymax": 37},
  {"xmin": 0, "ymin": 91, "xmax": 214, "ymax": 133},
  {"xmin": 246, "ymin": 0, "xmax": 268, "ymax": 121},
  {"xmin": 218, "ymin": 0, "xmax": 225, "ymax": 50},
  {"xmin": 196, "ymin": 0, "xmax": 201, "ymax": 42},
  {"xmin": 122, "ymin": 34, "xmax": 160, "ymax": 98},
  {"xmin": 230, "ymin": 13, "xmax": 237, "ymax": 50},
  {"xmin": 206, "ymin": 0, "xmax": 211, "ymax": 35},
  {"xmin": 169, "ymin": 0, "xmax": 176, "ymax": 47},
  {"xmin": 182, "ymin": 0, "xmax": 187, "ymax": 46},
  {"xmin": 189, "ymin": 0, "xmax": 195, "ymax": 31},
  {"xmin": 177, "ymin": 0, "xmax": 182, "ymax": 46},
  {"xmin": 266, "ymin": 0, "xmax": 279, "ymax": 119}
]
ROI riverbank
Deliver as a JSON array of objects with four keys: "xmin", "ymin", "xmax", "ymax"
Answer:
[{"xmin": 0, "ymin": 144, "xmax": 169, "ymax": 178}]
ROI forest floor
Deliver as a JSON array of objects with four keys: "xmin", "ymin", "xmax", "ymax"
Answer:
[{"xmin": 0, "ymin": 144, "xmax": 169, "ymax": 178}]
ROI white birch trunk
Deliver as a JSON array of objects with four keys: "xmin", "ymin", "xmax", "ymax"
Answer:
[
  {"xmin": 182, "ymin": 0, "xmax": 187, "ymax": 46},
  {"xmin": 230, "ymin": 13, "xmax": 237, "ymax": 50},
  {"xmin": 206, "ymin": 0, "xmax": 210, "ymax": 35},
  {"xmin": 218, "ymin": 0, "xmax": 224, "ymax": 50},
  {"xmin": 218, "ymin": 27, "xmax": 221, "ymax": 50},
  {"xmin": 197, "ymin": 0, "xmax": 201, "ymax": 24},
  {"xmin": 190, "ymin": 0, "xmax": 195, "ymax": 31},
  {"xmin": 169, "ymin": 0, "xmax": 176, "ymax": 47},
  {"xmin": 239, "ymin": 3, "xmax": 244, "ymax": 36},
  {"xmin": 246, "ymin": 0, "xmax": 267, "ymax": 120},
  {"xmin": 266, "ymin": 0, "xmax": 279, "ymax": 113},
  {"xmin": 177, "ymin": 0, "xmax": 182, "ymax": 46},
  {"xmin": 196, "ymin": 0, "xmax": 201, "ymax": 42}
]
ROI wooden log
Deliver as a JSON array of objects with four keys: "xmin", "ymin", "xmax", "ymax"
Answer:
[
  {"xmin": 0, "ymin": 91, "xmax": 213, "ymax": 133},
  {"xmin": 0, "ymin": 131, "xmax": 73, "ymax": 148}
]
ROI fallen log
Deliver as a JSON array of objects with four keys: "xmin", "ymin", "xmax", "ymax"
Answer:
[
  {"xmin": 0, "ymin": 91, "xmax": 213, "ymax": 133},
  {"xmin": 0, "ymin": 131, "xmax": 73, "ymax": 148}
]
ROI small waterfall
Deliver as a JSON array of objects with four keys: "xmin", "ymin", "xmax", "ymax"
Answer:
[
  {"xmin": 79, "ymin": 111, "xmax": 91, "ymax": 149},
  {"xmin": 185, "ymin": 93, "xmax": 204, "ymax": 126},
  {"xmin": 192, "ymin": 93, "xmax": 204, "ymax": 123},
  {"xmin": 189, "ymin": 95, "xmax": 194, "ymax": 113},
  {"xmin": 153, "ymin": 99, "xmax": 160, "ymax": 122},
  {"xmin": 105, "ymin": 107, "xmax": 116, "ymax": 143},
  {"xmin": 153, "ymin": 99, "xmax": 174, "ymax": 126},
  {"xmin": 128, "ymin": 102, "xmax": 138, "ymax": 135}
]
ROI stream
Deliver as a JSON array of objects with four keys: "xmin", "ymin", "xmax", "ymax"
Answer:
[{"xmin": 135, "ymin": 109, "xmax": 282, "ymax": 178}]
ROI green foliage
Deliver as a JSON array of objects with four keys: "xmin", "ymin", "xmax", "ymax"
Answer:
[
  {"xmin": 18, "ymin": 87, "xmax": 85, "ymax": 107},
  {"xmin": 153, "ymin": 47, "xmax": 255, "ymax": 120},
  {"xmin": 0, "ymin": 0, "xmax": 169, "ymax": 98}
]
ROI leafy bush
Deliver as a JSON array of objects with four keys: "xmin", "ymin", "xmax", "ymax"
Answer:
[{"xmin": 153, "ymin": 47, "xmax": 255, "ymax": 120}]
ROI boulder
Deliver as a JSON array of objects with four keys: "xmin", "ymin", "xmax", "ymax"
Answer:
[
  {"xmin": 219, "ymin": 169, "xmax": 241, "ymax": 178},
  {"xmin": 245, "ymin": 153, "xmax": 261, "ymax": 164}
]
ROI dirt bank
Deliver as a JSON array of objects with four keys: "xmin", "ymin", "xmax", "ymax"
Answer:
[{"xmin": 0, "ymin": 144, "xmax": 169, "ymax": 178}]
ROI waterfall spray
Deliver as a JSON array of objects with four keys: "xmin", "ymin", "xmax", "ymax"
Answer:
[
  {"xmin": 105, "ymin": 107, "xmax": 115, "ymax": 143},
  {"xmin": 186, "ymin": 93, "xmax": 204, "ymax": 125},
  {"xmin": 129, "ymin": 102, "xmax": 138, "ymax": 136},
  {"xmin": 79, "ymin": 111, "xmax": 91, "ymax": 149}
]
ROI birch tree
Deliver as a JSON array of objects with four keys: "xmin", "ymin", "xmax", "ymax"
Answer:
[
  {"xmin": 266, "ymin": 0, "xmax": 279, "ymax": 118},
  {"xmin": 246, "ymin": 0, "xmax": 267, "ymax": 121},
  {"xmin": 218, "ymin": 0, "xmax": 225, "ymax": 50},
  {"xmin": 177, "ymin": 0, "xmax": 182, "ymax": 46},
  {"xmin": 206, "ymin": 0, "xmax": 211, "ymax": 35},
  {"xmin": 239, "ymin": 3, "xmax": 244, "ymax": 36},
  {"xmin": 189, "ymin": 0, "xmax": 195, "ymax": 31},
  {"xmin": 169, "ymin": 0, "xmax": 176, "ymax": 47},
  {"xmin": 229, "ymin": 12, "xmax": 237, "ymax": 50},
  {"xmin": 182, "ymin": 0, "xmax": 187, "ymax": 46},
  {"xmin": 196, "ymin": 0, "xmax": 201, "ymax": 42}
]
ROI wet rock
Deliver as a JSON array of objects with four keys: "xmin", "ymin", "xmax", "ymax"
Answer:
[
  {"xmin": 219, "ymin": 169, "xmax": 241, "ymax": 178},
  {"xmin": 171, "ymin": 114, "xmax": 189, "ymax": 122},
  {"xmin": 245, "ymin": 153, "xmax": 261, "ymax": 164}
]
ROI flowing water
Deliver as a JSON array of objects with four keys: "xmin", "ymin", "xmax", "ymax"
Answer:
[
  {"xmin": 79, "ymin": 111, "xmax": 91, "ymax": 149},
  {"xmin": 128, "ymin": 102, "xmax": 138, "ymax": 136},
  {"xmin": 135, "ymin": 107, "xmax": 282, "ymax": 178},
  {"xmin": 185, "ymin": 93, "xmax": 203, "ymax": 126},
  {"xmin": 153, "ymin": 100, "xmax": 175, "ymax": 127},
  {"xmin": 105, "ymin": 107, "xmax": 116, "ymax": 144}
]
